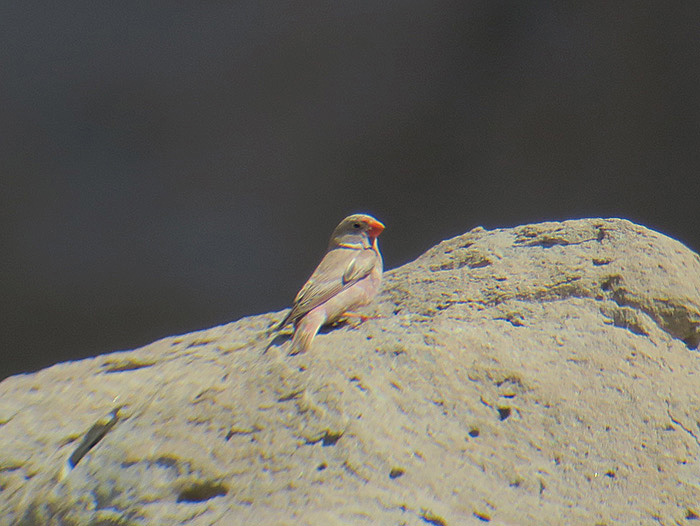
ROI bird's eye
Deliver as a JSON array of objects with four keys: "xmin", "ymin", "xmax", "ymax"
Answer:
[{"xmin": 353, "ymin": 223, "xmax": 361, "ymax": 229}]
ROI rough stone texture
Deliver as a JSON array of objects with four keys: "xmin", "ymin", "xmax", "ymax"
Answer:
[{"xmin": 1, "ymin": 218, "xmax": 700, "ymax": 526}]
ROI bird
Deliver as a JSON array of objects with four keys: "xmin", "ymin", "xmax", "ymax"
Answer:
[{"xmin": 276, "ymin": 213, "xmax": 385, "ymax": 355}]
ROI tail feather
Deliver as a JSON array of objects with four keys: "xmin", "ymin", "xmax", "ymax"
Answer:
[
  {"xmin": 288, "ymin": 309, "xmax": 326, "ymax": 355},
  {"xmin": 288, "ymin": 329, "xmax": 315, "ymax": 356}
]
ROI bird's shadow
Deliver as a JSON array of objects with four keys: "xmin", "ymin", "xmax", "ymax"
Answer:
[
  {"xmin": 265, "ymin": 319, "xmax": 354, "ymax": 354},
  {"xmin": 267, "ymin": 332, "xmax": 292, "ymax": 349},
  {"xmin": 319, "ymin": 319, "xmax": 353, "ymax": 334}
]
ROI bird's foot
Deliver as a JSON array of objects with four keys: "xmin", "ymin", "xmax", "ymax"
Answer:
[{"xmin": 342, "ymin": 311, "xmax": 382, "ymax": 326}]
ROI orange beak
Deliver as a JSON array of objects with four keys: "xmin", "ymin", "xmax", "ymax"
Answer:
[{"xmin": 367, "ymin": 218, "xmax": 385, "ymax": 238}]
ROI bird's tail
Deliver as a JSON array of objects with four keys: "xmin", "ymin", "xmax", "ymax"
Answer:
[{"xmin": 287, "ymin": 309, "xmax": 326, "ymax": 355}]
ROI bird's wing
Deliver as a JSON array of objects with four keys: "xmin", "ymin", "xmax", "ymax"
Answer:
[{"xmin": 282, "ymin": 248, "xmax": 378, "ymax": 326}]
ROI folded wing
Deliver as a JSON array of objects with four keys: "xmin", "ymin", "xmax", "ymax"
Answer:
[{"xmin": 281, "ymin": 248, "xmax": 378, "ymax": 327}]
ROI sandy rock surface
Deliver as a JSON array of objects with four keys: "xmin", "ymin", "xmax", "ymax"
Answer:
[{"xmin": 1, "ymin": 218, "xmax": 700, "ymax": 525}]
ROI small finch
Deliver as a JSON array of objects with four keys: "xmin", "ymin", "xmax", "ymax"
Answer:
[{"xmin": 277, "ymin": 213, "xmax": 385, "ymax": 355}]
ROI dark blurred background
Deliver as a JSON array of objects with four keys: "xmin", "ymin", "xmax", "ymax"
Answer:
[{"xmin": 2, "ymin": 2, "xmax": 698, "ymax": 379}]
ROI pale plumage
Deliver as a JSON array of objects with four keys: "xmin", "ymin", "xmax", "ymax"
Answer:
[{"xmin": 278, "ymin": 213, "xmax": 384, "ymax": 354}]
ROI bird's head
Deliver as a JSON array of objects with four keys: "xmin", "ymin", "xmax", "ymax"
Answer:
[{"xmin": 328, "ymin": 214, "xmax": 385, "ymax": 250}]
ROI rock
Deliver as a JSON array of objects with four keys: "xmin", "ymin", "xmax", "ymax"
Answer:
[{"xmin": 1, "ymin": 218, "xmax": 699, "ymax": 525}]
